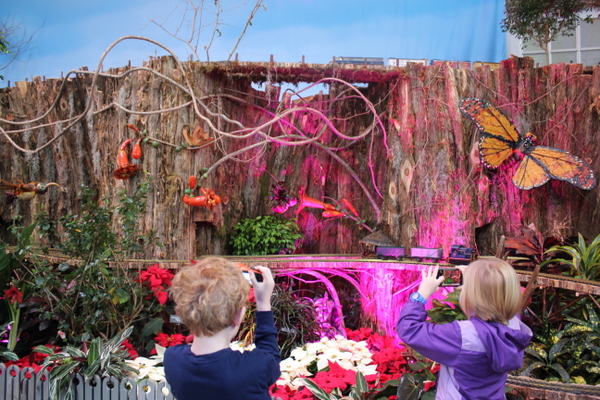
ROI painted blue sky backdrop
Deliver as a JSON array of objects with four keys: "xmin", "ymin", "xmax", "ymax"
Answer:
[{"xmin": 2, "ymin": 0, "xmax": 506, "ymax": 86}]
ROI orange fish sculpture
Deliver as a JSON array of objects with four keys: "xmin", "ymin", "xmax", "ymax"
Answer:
[{"xmin": 183, "ymin": 175, "xmax": 226, "ymax": 210}]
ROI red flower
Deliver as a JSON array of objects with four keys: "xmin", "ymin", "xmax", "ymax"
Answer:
[
  {"xmin": 154, "ymin": 333, "xmax": 186, "ymax": 347},
  {"xmin": 3, "ymin": 286, "xmax": 23, "ymax": 305},
  {"xmin": 366, "ymin": 332, "xmax": 401, "ymax": 352},
  {"xmin": 424, "ymin": 381, "xmax": 437, "ymax": 391},
  {"xmin": 139, "ymin": 264, "xmax": 174, "ymax": 289},
  {"xmin": 311, "ymin": 361, "xmax": 356, "ymax": 393},
  {"xmin": 345, "ymin": 327, "xmax": 372, "ymax": 342},
  {"xmin": 138, "ymin": 264, "xmax": 175, "ymax": 304},
  {"xmin": 152, "ymin": 286, "xmax": 169, "ymax": 305},
  {"xmin": 372, "ymin": 347, "xmax": 408, "ymax": 375},
  {"xmin": 32, "ymin": 344, "xmax": 59, "ymax": 363},
  {"xmin": 121, "ymin": 339, "xmax": 139, "ymax": 359},
  {"xmin": 248, "ymin": 287, "xmax": 256, "ymax": 303}
]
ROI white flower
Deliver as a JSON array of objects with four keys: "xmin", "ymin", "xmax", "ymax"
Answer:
[
  {"xmin": 355, "ymin": 363, "xmax": 378, "ymax": 376},
  {"xmin": 146, "ymin": 366, "xmax": 166, "ymax": 382},
  {"xmin": 290, "ymin": 347, "xmax": 308, "ymax": 360},
  {"xmin": 125, "ymin": 357, "xmax": 163, "ymax": 380},
  {"xmin": 230, "ymin": 341, "xmax": 256, "ymax": 352}
]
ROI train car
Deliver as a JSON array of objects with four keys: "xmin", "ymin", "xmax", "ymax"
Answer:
[
  {"xmin": 448, "ymin": 245, "xmax": 477, "ymax": 265},
  {"xmin": 409, "ymin": 247, "xmax": 443, "ymax": 262},
  {"xmin": 375, "ymin": 246, "xmax": 407, "ymax": 260}
]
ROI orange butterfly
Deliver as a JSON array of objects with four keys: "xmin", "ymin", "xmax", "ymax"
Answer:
[{"xmin": 459, "ymin": 98, "xmax": 596, "ymax": 190}]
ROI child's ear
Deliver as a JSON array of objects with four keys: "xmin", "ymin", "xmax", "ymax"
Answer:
[{"xmin": 233, "ymin": 306, "xmax": 247, "ymax": 326}]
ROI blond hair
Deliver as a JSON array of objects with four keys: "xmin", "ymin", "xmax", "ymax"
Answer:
[
  {"xmin": 169, "ymin": 257, "xmax": 250, "ymax": 336},
  {"xmin": 459, "ymin": 258, "xmax": 522, "ymax": 325}
]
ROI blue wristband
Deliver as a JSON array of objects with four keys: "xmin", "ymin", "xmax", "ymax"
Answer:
[{"xmin": 409, "ymin": 292, "xmax": 427, "ymax": 305}]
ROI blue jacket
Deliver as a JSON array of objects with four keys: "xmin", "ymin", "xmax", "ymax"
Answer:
[
  {"xmin": 164, "ymin": 311, "xmax": 281, "ymax": 400},
  {"xmin": 397, "ymin": 301, "xmax": 532, "ymax": 400}
]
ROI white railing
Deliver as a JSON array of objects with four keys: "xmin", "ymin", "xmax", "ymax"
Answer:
[{"xmin": 0, "ymin": 364, "xmax": 174, "ymax": 400}]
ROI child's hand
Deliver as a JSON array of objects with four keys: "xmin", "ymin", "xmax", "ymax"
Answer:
[
  {"xmin": 417, "ymin": 264, "xmax": 445, "ymax": 300},
  {"xmin": 250, "ymin": 266, "xmax": 275, "ymax": 312}
]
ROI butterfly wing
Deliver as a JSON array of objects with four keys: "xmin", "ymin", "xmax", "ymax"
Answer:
[
  {"xmin": 459, "ymin": 98, "xmax": 520, "ymax": 168},
  {"xmin": 518, "ymin": 146, "xmax": 597, "ymax": 190},
  {"xmin": 513, "ymin": 154, "xmax": 551, "ymax": 190},
  {"xmin": 479, "ymin": 136, "xmax": 516, "ymax": 169}
]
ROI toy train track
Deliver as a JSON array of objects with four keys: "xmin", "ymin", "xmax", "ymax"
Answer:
[
  {"xmin": 17, "ymin": 249, "xmax": 600, "ymax": 295},
  {"xmin": 515, "ymin": 269, "xmax": 600, "ymax": 295},
  {"xmin": 507, "ymin": 375, "xmax": 600, "ymax": 399}
]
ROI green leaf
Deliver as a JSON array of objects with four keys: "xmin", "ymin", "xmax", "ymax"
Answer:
[
  {"xmin": 355, "ymin": 371, "xmax": 368, "ymax": 393},
  {"xmin": 396, "ymin": 373, "xmax": 424, "ymax": 400},
  {"xmin": 142, "ymin": 317, "xmax": 164, "ymax": 337},
  {"xmin": 549, "ymin": 362, "xmax": 571, "ymax": 383}
]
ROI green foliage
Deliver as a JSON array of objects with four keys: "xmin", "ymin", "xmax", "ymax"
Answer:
[
  {"xmin": 20, "ymin": 182, "xmax": 161, "ymax": 344},
  {"xmin": 230, "ymin": 215, "xmax": 303, "ymax": 255},
  {"xmin": 396, "ymin": 350, "xmax": 437, "ymax": 400},
  {"xmin": 546, "ymin": 233, "xmax": 600, "ymax": 281},
  {"xmin": 0, "ymin": 221, "xmax": 35, "ymax": 290},
  {"xmin": 502, "ymin": 0, "xmax": 599, "ymax": 62},
  {"xmin": 34, "ymin": 327, "xmax": 137, "ymax": 400},
  {"xmin": 560, "ymin": 302, "xmax": 600, "ymax": 384},
  {"xmin": 0, "ymin": 322, "xmax": 18, "ymax": 362},
  {"xmin": 426, "ymin": 290, "xmax": 466, "ymax": 324},
  {"xmin": 520, "ymin": 327, "xmax": 571, "ymax": 382}
]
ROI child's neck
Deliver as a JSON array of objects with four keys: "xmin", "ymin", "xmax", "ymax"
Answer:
[{"xmin": 190, "ymin": 326, "xmax": 238, "ymax": 355}]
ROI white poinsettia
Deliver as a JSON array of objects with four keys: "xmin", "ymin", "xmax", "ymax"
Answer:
[
  {"xmin": 125, "ymin": 357, "xmax": 164, "ymax": 380},
  {"xmin": 276, "ymin": 335, "xmax": 378, "ymax": 389},
  {"xmin": 230, "ymin": 341, "xmax": 256, "ymax": 352}
]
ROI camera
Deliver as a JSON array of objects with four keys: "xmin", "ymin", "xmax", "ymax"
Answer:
[
  {"xmin": 242, "ymin": 266, "xmax": 264, "ymax": 284},
  {"xmin": 437, "ymin": 267, "xmax": 463, "ymax": 287}
]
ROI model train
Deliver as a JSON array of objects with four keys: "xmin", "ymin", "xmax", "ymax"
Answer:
[{"xmin": 375, "ymin": 244, "xmax": 476, "ymax": 265}]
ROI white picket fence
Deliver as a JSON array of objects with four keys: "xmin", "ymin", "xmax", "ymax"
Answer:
[{"xmin": 0, "ymin": 364, "xmax": 174, "ymax": 400}]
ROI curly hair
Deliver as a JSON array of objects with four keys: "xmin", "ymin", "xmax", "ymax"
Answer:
[
  {"xmin": 169, "ymin": 257, "xmax": 250, "ymax": 336},
  {"xmin": 459, "ymin": 257, "xmax": 522, "ymax": 325}
]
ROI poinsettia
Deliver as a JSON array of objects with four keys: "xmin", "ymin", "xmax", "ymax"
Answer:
[
  {"xmin": 154, "ymin": 333, "xmax": 186, "ymax": 348},
  {"xmin": 121, "ymin": 339, "xmax": 139, "ymax": 359},
  {"xmin": 311, "ymin": 360, "xmax": 356, "ymax": 393},
  {"xmin": 138, "ymin": 264, "xmax": 174, "ymax": 304},
  {"xmin": 139, "ymin": 264, "xmax": 174, "ymax": 288}
]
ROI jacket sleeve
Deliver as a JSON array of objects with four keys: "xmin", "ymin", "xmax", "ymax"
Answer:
[
  {"xmin": 254, "ymin": 310, "xmax": 281, "ymax": 383},
  {"xmin": 396, "ymin": 301, "xmax": 462, "ymax": 365}
]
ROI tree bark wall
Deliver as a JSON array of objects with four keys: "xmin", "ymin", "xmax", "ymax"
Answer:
[{"xmin": 0, "ymin": 57, "xmax": 598, "ymax": 260}]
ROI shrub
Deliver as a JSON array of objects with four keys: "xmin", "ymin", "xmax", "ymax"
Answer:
[{"xmin": 230, "ymin": 215, "xmax": 303, "ymax": 255}]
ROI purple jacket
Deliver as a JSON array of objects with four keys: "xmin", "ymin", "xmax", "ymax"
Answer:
[{"xmin": 397, "ymin": 301, "xmax": 532, "ymax": 400}]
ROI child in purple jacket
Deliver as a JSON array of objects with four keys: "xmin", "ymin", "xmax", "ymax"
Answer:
[
  {"xmin": 164, "ymin": 257, "xmax": 281, "ymax": 400},
  {"xmin": 397, "ymin": 258, "xmax": 533, "ymax": 400}
]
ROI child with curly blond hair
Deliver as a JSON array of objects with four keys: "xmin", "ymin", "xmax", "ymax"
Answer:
[{"xmin": 164, "ymin": 257, "xmax": 280, "ymax": 400}]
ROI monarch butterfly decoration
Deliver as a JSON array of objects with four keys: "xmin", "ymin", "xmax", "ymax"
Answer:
[{"xmin": 459, "ymin": 98, "xmax": 596, "ymax": 190}]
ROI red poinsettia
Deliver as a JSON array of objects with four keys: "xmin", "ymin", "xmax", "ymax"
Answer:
[
  {"xmin": 345, "ymin": 326, "xmax": 372, "ymax": 342},
  {"xmin": 138, "ymin": 264, "xmax": 174, "ymax": 304},
  {"xmin": 270, "ymin": 385, "xmax": 314, "ymax": 400},
  {"xmin": 312, "ymin": 361, "xmax": 356, "ymax": 393},
  {"xmin": 139, "ymin": 264, "xmax": 174, "ymax": 288},
  {"xmin": 121, "ymin": 339, "xmax": 139, "ymax": 359},
  {"xmin": 154, "ymin": 333, "xmax": 186, "ymax": 348},
  {"xmin": 3, "ymin": 286, "xmax": 23, "ymax": 304},
  {"xmin": 152, "ymin": 286, "xmax": 169, "ymax": 305}
]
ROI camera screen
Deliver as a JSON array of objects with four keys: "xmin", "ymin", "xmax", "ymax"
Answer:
[{"xmin": 437, "ymin": 268, "xmax": 462, "ymax": 287}]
